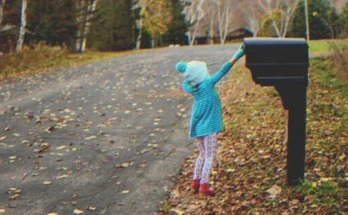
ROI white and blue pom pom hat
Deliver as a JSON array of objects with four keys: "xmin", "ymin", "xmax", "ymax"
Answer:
[{"xmin": 175, "ymin": 61, "xmax": 210, "ymax": 84}]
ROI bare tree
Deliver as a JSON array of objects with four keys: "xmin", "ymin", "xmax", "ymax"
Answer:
[
  {"xmin": 208, "ymin": 7, "xmax": 217, "ymax": 44},
  {"xmin": 183, "ymin": 0, "xmax": 207, "ymax": 46},
  {"xmin": 75, "ymin": 0, "xmax": 85, "ymax": 52},
  {"xmin": 200, "ymin": 0, "xmax": 217, "ymax": 44},
  {"xmin": 16, "ymin": 0, "xmax": 27, "ymax": 52},
  {"xmin": 0, "ymin": 0, "xmax": 6, "ymax": 33},
  {"xmin": 214, "ymin": 0, "xmax": 241, "ymax": 44},
  {"xmin": 258, "ymin": 0, "xmax": 301, "ymax": 38},
  {"xmin": 133, "ymin": 0, "xmax": 146, "ymax": 49},
  {"xmin": 75, "ymin": 0, "xmax": 100, "ymax": 53},
  {"xmin": 242, "ymin": 0, "xmax": 263, "ymax": 37}
]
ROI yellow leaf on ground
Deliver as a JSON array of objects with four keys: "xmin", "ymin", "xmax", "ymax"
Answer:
[
  {"xmin": 0, "ymin": 208, "xmax": 6, "ymax": 213},
  {"xmin": 56, "ymin": 175, "xmax": 69, "ymax": 179},
  {"xmin": 169, "ymin": 208, "xmax": 184, "ymax": 215},
  {"xmin": 73, "ymin": 209, "xmax": 84, "ymax": 214},
  {"xmin": 87, "ymin": 205, "xmax": 96, "ymax": 211},
  {"xmin": 56, "ymin": 146, "xmax": 67, "ymax": 150},
  {"xmin": 85, "ymin": 135, "xmax": 97, "ymax": 140},
  {"xmin": 43, "ymin": 180, "xmax": 52, "ymax": 185}
]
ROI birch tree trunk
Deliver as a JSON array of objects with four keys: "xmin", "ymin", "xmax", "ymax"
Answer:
[
  {"xmin": 242, "ymin": 1, "xmax": 262, "ymax": 37},
  {"xmin": 215, "ymin": 0, "xmax": 236, "ymax": 44},
  {"xmin": 258, "ymin": 0, "xmax": 301, "ymax": 38},
  {"xmin": 0, "ymin": 0, "xmax": 5, "ymax": 32},
  {"xmin": 206, "ymin": 0, "xmax": 216, "ymax": 45},
  {"xmin": 190, "ymin": 21, "xmax": 200, "ymax": 45},
  {"xmin": 209, "ymin": 15, "xmax": 214, "ymax": 44},
  {"xmin": 16, "ymin": 0, "xmax": 27, "ymax": 52},
  {"xmin": 80, "ymin": 0, "xmax": 100, "ymax": 53},
  {"xmin": 281, "ymin": 0, "xmax": 301, "ymax": 38},
  {"xmin": 75, "ymin": 0, "xmax": 85, "ymax": 52},
  {"xmin": 183, "ymin": 0, "xmax": 207, "ymax": 46},
  {"xmin": 135, "ymin": 18, "xmax": 143, "ymax": 49},
  {"xmin": 75, "ymin": 0, "xmax": 99, "ymax": 53}
]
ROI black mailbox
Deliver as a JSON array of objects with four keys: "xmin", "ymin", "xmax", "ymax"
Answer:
[
  {"xmin": 243, "ymin": 38, "xmax": 310, "ymax": 186},
  {"xmin": 244, "ymin": 38, "xmax": 309, "ymax": 86}
]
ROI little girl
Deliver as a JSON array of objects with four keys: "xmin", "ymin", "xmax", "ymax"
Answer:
[{"xmin": 175, "ymin": 45, "xmax": 245, "ymax": 196}]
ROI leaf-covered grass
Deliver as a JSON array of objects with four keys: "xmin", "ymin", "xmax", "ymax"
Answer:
[
  {"xmin": 157, "ymin": 57, "xmax": 347, "ymax": 214},
  {"xmin": 0, "ymin": 43, "xmax": 147, "ymax": 79}
]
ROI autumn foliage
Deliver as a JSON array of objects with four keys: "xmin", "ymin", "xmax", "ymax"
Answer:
[{"xmin": 157, "ymin": 57, "xmax": 347, "ymax": 214}]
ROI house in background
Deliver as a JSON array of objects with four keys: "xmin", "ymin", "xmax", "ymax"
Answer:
[{"xmin": 187, "ymin": 27, "xmax": 253, "ymax": 45}]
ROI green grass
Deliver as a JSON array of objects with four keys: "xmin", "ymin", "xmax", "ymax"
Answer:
[
  {"xmin": 308, "ymin": 39, "xmax": 332, "ymax": 52},
  {"xmin": 310, "ymin": 57, "xmax": 348, "ymax": 97},
  {"xmin": 308, "ymin": 39, "xmax": 348, "ymax": 52}
]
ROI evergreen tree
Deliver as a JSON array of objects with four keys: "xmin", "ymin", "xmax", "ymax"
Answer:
[
  {"xmin": 0, "ymin": 0, "xmax": 20, "ymax": 52},
  {"xmin": 26, "ymin": 0, "xmax": 77, "ymax": 48},
  {"xmin": 162, "ymin": 0, "xmax": 188, "ymax": 45},
  {"xmin": 87, "ymin": 0, "xmax": 135, "ymax": 51},
  {"xmin": 289, "ymin": 0, "xmax": 340, "ymax": 39}
]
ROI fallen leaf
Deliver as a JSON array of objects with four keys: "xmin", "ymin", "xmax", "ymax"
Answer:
[
  {"xmin": 73, "ymin": 209, "xmax": 84, "ymax": 214},
  {"xmin": 266, "ymin": 184, "xmax": 282, "ymax": 199},
  {"xmin": 45, "ymin": 126, "xmax": 55, "ymax": 133},
  {"xmin": 87, "ymin": 205, "xmax": 96, "ymax": 211},
  {"xmin": 56, "ymin": 175, "xmax": 69, "ymax": 179},
  {"xmin": 169, "ymin": 208, "xmax": 184, "ymax": 215},
  {"xmin": 56, "ymin": 145, "xmax": 67, "ymax": 150},
  {"xmin": 85, "ymin": 135, "xmax": 97, "ymax": 140},
  {"xmin": 9, "ymin": 194, "xmax": 20, "ymax": 200},
  {"xmin": 43, "ymin": 180, "xmax": 52, "ymax": 185}
]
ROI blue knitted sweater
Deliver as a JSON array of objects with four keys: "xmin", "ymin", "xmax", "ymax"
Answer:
[{"xmin": 182, "ymin": 62, "xmax": 233, "ymax": 138}]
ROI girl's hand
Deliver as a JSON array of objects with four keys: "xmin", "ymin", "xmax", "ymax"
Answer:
[{"xmin": 230, "ymin": 44, "xmax": 245, "ymax": 64}]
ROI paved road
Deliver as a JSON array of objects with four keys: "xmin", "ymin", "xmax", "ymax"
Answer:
[{"xmin": 0, "ymin": 44, "xmax": 241, "ymax": 215}]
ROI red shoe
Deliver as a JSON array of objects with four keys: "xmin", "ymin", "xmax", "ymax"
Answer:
[
  {"xmin": 199, "ymin": 183, "xmax": 215, "ymax": 196},
  {"xmin": 192, "ymin": 179, "xmax": 200, "ymax": 193}
]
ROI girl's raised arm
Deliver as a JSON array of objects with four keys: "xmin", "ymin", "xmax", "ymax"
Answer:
[{"xmin": 209, "ymin": 45, "xmax": 245, "ymax": 85}]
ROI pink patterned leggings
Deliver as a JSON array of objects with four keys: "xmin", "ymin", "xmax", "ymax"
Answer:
[{"xmin": 193, "ymin": 133, "xmax": 217, "ymax": 184}]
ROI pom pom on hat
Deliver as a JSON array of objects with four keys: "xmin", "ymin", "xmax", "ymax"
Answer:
[{"xmin": 175, "ymin": 61, "xmax": 187, "ymax": 73}]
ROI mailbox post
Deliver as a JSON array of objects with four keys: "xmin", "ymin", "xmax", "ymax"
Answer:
[{"xmin": 243, "ymin": 38, "xmax": 309, "ymax": 186}]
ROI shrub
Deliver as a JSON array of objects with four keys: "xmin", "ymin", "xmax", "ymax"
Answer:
[
  {"xmin": 329, "ymin": 40, "xmax": 348, "ymax": 82},
  {"xmin": 0, "ymin": 42, "xmax": 69, "ymax": 79}
]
